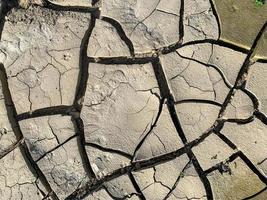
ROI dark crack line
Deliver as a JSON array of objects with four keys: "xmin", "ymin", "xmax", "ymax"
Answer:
[
  {"xmin": 235, "ymin": 153, "xmax": 267, "ymax": 184},
  {"xmin": 73, "ymin": 13, "xmax": 96, "ymax": 110},
  {"xmin": 72, "ymin": 117, "xmax": 96, "ymax": 179},
  {"xmin": 188, "ymin": 150, "xmax": 213, "ymax": 200},
  {"xmin": 87, "ymin": 56, "xmax": 156, "ymax": 65},
  {"xmin": 241, "ymin": 88, "xmax": 260, "ymax": 110},
  {"xmin": 219, "ymin": 87, "xmax": 235, "ymax": 118},
  {"xmin": 160, "ymin": 40, "xmax": 183, "ymax": 55},
  {"xmin": 48, "ymin": 120, "xmax": 60, "ymax": 144},
  {"xmin": 132, "ymin": 97, "xmax": 164, "ymax": 162},
  {"xmin": 243, "ymin": 187, "xmax": 267, "ymax": 200},
  {"xmin": 208, "ymin": 0, "xmax": 221, "ymax": 39},
  {"xmin": 174, "ymin": 99, "xmax": 222, "ymax": 107},
  {"xmin": 35, "ymin": 134, "xmax": 77, "ymax": 162},
  {"xmin": 152, "ymin": 166, "xmax": 172, "ymax": 191},
  {"xmin": 239, "ymin": 152, "xmax": 267, "ymax": 185},
  {"xmin": 214, "ymin": 131, "xmax": 237, "ymax": 149},
  {"xmin": 258, "ymin": 158, "xmax": 267, "ymax": 166},
  {"xmin": 156, "ymin": 8, "xmax": 179, "ymax": 17},
  {"xmin": 16, "ymin": 105, "xmax": 74, "ymax": 121},
  {"xmin": 0, "ymin": 63, "xmax": 59, "ymax": 200},
  {"xmin": 151, "ymin": 58, "xmax": 171, "ymax": 98},
  {"xmin": 258, "ymin": 58, "xmax": 267, "ymax": 63},
  {"xmin": 128, "ymin": 172, "xmax": 146, "ymax": 200},
  {"xmin": 101, "ymin": 16, "xmax": 135, "ymax": 56},
  {"xmin": 85, "ymin": 142, "xmax": 133, "ymax": 160},
  {"xmin": 240, "ymin": 88, "xmax": 267, "ymax": 124},
  {"xmin": 181, "ymin": 39, "xmax": 250, "ymax": 55},
  {"xmin": 254, "ymin": 111, "xmax": 267, "ymax": 125},
  {"xmin": 179, "ymin": 0, "xmax": 185, "ymax": 41},
  {"xmin": 42, "ymin": 0, "xmax": 99, "ymax": 13},
  {"xmin": 0, "ymin": 137, "xmax": 24, "ymax": 159},
  {"xmin": 224, "ymin": 116, "xmax": 255, "ymax": 125},
  {"xmin": 151, "ymin": 58, "xmax": 214, "ymax": 199},
  {"xmin": 234, "ymin": 22, "xmax": 267, "ymax": 88},
  {"xmin": 163, "ymin": 160, "xmax": 192, "ymax": 200}
]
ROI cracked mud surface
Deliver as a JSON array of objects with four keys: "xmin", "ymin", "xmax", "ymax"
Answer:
[{"xmin": 0, "ymin": 0, "xmax": 266, "ymax": 199}]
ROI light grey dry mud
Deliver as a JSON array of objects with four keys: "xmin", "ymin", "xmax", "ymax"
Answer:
[{"xmin": 0, "ymin": 0, "xmax": 266, "ymax": 200}]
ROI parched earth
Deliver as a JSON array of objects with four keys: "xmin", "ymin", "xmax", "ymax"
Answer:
[{"xmin": 0, "ymin": 0, "xmax": 266, "ymax": 199}]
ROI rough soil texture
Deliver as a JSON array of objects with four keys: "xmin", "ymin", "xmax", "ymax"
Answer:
[{"xmin": 0, "ymin": 0, "xmax": 266, "ymax": 200}]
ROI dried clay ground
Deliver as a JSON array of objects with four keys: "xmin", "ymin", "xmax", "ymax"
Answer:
[{"xmin": 0, "ymin": 0, "xmax": 266, "ymax": 199}]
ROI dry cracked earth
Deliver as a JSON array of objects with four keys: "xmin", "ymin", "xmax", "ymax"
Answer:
[{"xmin": 0, "ymin": 0, "xmax": 266, "ymax": 199}]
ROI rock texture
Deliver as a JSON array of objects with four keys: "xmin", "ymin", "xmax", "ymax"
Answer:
[{"xmin": 0, "ymin": 0, "xmax": 266, "ymax": 200}]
